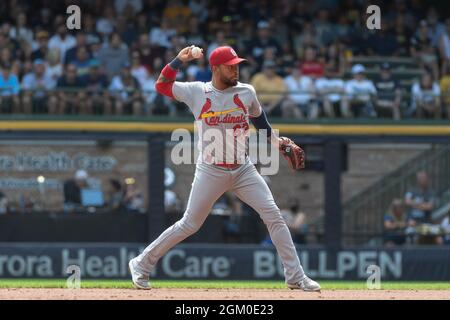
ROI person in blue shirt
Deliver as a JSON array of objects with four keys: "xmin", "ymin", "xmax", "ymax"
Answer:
[{"xmin": 0, "ymin": 63, "xmax": 20, "ymax": 113}]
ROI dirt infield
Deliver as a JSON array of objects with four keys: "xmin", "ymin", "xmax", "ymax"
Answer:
[{"xmin": 1, "ymin": 288, "xmax": 450, "ymax": 300}]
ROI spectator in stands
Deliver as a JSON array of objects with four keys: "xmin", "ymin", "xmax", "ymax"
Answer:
[
  {"xmin": 21, "ymin": 59, "xmax": 57, "ymax": 114},
  {"xmin": 130, "ymin": 50, "xmax": 149, "ymax": 86},
  {"xmin": 439, "ymin": 209, "xmax": 450, "ymax": 245},
  {"xmin": 96, "ymin": 6, "xmax": 116, "ymax": 41},
  {"xmin": 186, "ymin": 57, "xmax": 212, "ymax": 82},
  {"xmin": 45, "ymin": 49, "xmax": 63, "ymax": 83},
  {"xmin": 383, "ymin": 198, "xmax": 409, "ymax": 246},
  {"xmin": 212, "ymin": 192, "xmax": 242, "ymax": 243},
  {"xmin": 300, "ymin": 46, "xmax": 324, "ymax": 79},
  {"xmin": 162, "ymin": 0, "xmax": 192, "ymax": 34},
  {"xmin": 0, "ymin": 63, "xmax": 20, "ymax": 113},
  {"xmin": 64, "ymin": 33, "xmax": 91, "ymax": 65},
  {"xmin": 440, "ymin": 63, "xmax": 450, "ymax": 118},
  {"xmin": 281, "ymin": 198, "xmax": 308, "ymax": 244},
  {"xmin": 48, "ymin": 24, "xmax": 76, "ymax": 64},
  {"xmin": 393, "ymin": 16, "xmax": 413, "ymax": 57},
  {"xmin": 56, "ymin": 64, "xmax": 87, "ymax": 114},
  {"xmin": 123, "ymin": 181, "xmax": 145, "ymax": 213},
  {"xmin": 83, "ymin": 60, "xmax": 110, "ymax": 115},
  {"xmin": 410, "ymin": 20, "xmax": 439, "ymax": 80},
  {"xmin": 31, "ymin": 31, "xmax": 49, "ymax": 61},
  {"xmin": 0, "ymin": 191, "xmax": 8, "ymax": 215},
  {"xmin": 404, "ymin": 171, "xmax": 435, "ymax": 225},
  {"xmin": 98, "ymin": 33, "xmax": 130, "ymax": 79},
  {"xmin": 165, "ymin": 187, "xmax": 182, "ymax": 218},
  {"xmin": 247, "ymin": 21, "xmax": 282, "ymax": 69},
  {"xmin": 283, "ymin": 65, "xmax": 319, "ymax": 119},
  {"xmin": 323, "ymin": 41, "xmax": 345, "ymax": 78},
  {"xmin": 367, "ymin": 22, "xmax": 399, "ymax": 56},
  {"xmin": 106, "ymin": 178, "xmax": 124, "ymax": 212},
  {"xmin": 71, "ymin": 46, "xmax": 92, "ymax": 77},
  {"xmin": 114, "ymin": 0, "xmax": 143, "ymax": 16},
  {"xmin": 411, "ymin": 72, "xmax": 441, "ymax": 119},
  {"xmin": 136, "ymin": 33, "xmax": 162, "ymax": 74},
  {"xmin": 374, "ymin": 63, "xmax": 402, "ymax": 120},
  {"xmin": 108, "ymin": 63, "xmax": 142, "ymax": 115},
  {"xmin": 9, "ymin": 12, "xmax": 33, "ymax": 43},
  {"xmin": 63, "ymin": 170, "xmax": 89, "ymax": 213},
  {"xmin": 250, "ymin": 60, "xmax": 287, "ymax": 117},
  {"xmin": 316, "ymin": 67, "xmax": 346, "ymax": 118},
  {"xmin": 345, "ymin": 64, "xmax": 377, "ymax": 118},
  {"xmin": 438, "ymin": 19, "xmax": 450, "ymax": 77},
  {"xmin": 149, "ymin": 18, "xmax": 177, "ymax": 49},
  {"xmin": 142, "ymin": 73, "xmax": 158, "ymax": 114}
]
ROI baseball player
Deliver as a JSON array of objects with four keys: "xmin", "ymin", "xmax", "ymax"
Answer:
[{"xmin": 129, "ymin": 45, "xmax": 321, "ymax": 292}]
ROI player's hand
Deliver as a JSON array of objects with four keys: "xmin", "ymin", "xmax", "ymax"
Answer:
[{"xmin": 177, "ymin": 45, "xmax": 204, "ymax": 62}]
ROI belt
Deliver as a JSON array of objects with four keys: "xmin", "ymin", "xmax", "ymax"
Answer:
[{"xmin": 214, "ymin": 163, "xmax": 242, "ymax": 170}]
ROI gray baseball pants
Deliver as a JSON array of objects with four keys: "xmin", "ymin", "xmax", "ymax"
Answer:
[{"xmin": 134, "ymin": 158, "xmax": 305, "ymax": 285}]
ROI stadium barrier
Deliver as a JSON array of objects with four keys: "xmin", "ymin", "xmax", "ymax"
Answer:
[{"xmin": 0, "ymin": 243, "xmax": 449, "ymax": 281}]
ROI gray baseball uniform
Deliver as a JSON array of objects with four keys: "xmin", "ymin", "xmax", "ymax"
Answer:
[{"xmin": 134, "ymin": 81, "xmax": 305, "ymax": 285}]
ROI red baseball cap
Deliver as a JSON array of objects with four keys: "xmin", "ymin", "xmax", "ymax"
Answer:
[{"xmin": 209, "ymin": 46, "xmax": 246, "ymax": 66}]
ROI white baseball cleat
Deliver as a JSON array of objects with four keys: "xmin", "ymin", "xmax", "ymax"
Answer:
[
  {"xmin": 288, "ymin": 276, "xmax": 321, "ymax": 292},
  {"xmin": 129, "ymin": 258, "xmax": 151, "ymax": 290}
]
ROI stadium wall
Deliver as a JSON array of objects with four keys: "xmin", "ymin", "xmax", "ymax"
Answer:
[{"xmin": 0, "ymin": 243, "xmax": 449, "ymax": 281}]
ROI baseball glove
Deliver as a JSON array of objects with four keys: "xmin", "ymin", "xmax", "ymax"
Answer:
[{"xmin": 278, "ymin": 137, "xmax": 305, "ymax": 170}]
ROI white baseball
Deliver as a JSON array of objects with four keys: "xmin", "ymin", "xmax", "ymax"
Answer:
[{"xmin": 191, "ymin": 46, "xmax": 202, "ymax": 58}]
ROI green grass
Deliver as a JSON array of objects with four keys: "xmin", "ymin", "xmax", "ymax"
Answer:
[{"xmin": 0, "ymin": 279, "xmax": 449, "ymax": 290}]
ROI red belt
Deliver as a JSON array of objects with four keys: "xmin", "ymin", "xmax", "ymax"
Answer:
[{"xmin": 214, "ymin": 163, "xmax": 241, "ymax": 170}]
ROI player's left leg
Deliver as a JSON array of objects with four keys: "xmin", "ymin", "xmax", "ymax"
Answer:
[{"xmin": 231, "ymin": 161, "xmax": 320, "ymax": 291}]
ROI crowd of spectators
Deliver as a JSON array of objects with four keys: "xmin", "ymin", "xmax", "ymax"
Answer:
[
  {"xmin": 383, "ymin": 171, "xmax": 450, "ymax": 246},
  {"xmin": 0, "ymin": 0, "xmax": 449, "ymax": 118}
]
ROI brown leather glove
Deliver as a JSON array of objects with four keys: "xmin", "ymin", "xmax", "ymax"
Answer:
[{"xmin": 278, "ymin": 137, "xmax": 306, "ymax": 170}]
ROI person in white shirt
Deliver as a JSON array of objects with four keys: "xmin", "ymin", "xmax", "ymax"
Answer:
[
  {"xmin": 315, "ymin": 68, "xmax": 346, "ymax": 118},
  {"xmin": 282, "ymin": 67, "xmax": 319, "ymax": 119},
  {"xmin": 345, "ymin": 64, "xmax": 377, "ymax": 118},
  {"xmin": 411, "ymin": 72, "xmax": 441, "ymax": 119},
  {"xmin": 48, "ymin": 25, "xmax": 76, "ymax": 64}
]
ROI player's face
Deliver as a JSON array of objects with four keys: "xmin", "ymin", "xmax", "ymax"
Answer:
[{"xmin": 218, "ymin": 64, "xmax": 239, "ymax": 86}]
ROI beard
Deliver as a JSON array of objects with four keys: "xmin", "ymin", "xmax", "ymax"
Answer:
[{"xmin": 221, "ymin": 75, "xmax": 238, "ymax": 87}]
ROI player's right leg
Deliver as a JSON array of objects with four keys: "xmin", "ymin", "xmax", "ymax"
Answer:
[{"xmin": 129, "ymin": 163, "xmax": 230, "ymax": 289}]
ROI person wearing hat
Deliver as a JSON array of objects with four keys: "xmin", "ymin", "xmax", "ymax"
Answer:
[
  {"xmin": 344, "ymin": 64, "xmax": 377, "ymax": 117},
  {"xmin": 63, "ymin": 170, "xmax": 90, "ymax": 213},
  {"xmin": 374, "ymin": 63, "xmax": 402, "ymax": 120},
  {"xmin": 108, "ymin": 62, "xmax": 142, "ymax": 115},
  {"xmin": 21, "ymin": 59, "xmax": 57, "ymax": 114},
  {"xmin": 130, "ymin": 45, "xmax": 322, "ymax": 292}
]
